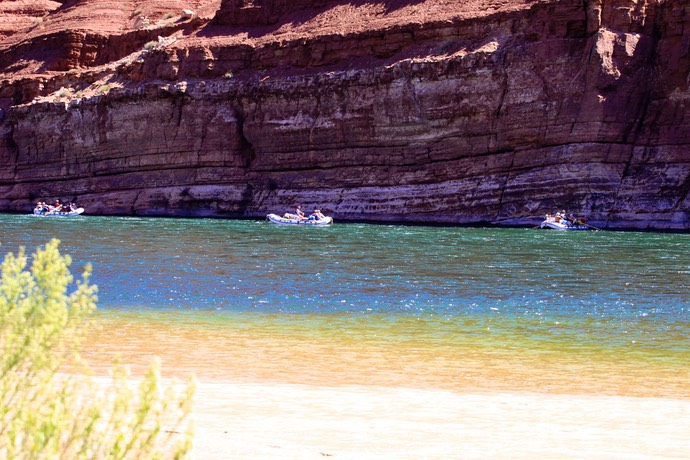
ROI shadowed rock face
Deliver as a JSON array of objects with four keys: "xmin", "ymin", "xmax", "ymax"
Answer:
[
  {"xmin": 0, "ymin": 0, "xmax": 688, "ymax": 229},
  {"xmin": 213, "ymin": 0, "xmax": 333, "ymax": 26}
]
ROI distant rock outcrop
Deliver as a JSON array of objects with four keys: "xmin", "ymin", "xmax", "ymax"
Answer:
[{"xmin": 0, "ymin": 0, "xmax": 688, "ymax": 229}]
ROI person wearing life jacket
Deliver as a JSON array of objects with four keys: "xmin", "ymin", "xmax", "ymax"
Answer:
[{"xmin": 310, "ymin": 209, "xmax": 325, "ymax": 220}]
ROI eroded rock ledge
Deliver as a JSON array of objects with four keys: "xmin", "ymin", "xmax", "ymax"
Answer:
[{"xmin": 0, "ymin": 0, "xmax": 688, "ymax": 229}]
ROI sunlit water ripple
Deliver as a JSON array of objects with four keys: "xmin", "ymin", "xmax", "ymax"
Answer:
[{"xmin": 1, "ymin": 214, "xmax": 689, "ymax": 396}]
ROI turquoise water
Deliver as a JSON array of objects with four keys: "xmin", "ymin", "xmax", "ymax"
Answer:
[{"xmin": 1, "ymin": 214, "xmax": 689, "ymax": 395}]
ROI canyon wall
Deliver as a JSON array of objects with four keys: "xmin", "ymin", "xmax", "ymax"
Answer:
[{"xmin": 0, "ymin": 0, "xmax": 688, "ymax": 229}]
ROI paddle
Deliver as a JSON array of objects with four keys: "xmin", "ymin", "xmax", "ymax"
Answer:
[{"xmin": 584, "ymin": 223, "xmax": 602, "ymax": 231}]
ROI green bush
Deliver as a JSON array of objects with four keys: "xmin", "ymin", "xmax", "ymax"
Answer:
[{"xmin": 0, "ymin": 239, "xmax": 195, "ymax": 459}]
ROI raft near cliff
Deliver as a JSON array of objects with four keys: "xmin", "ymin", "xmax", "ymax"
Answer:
[
  {"xmin": 0, "ymin": 0, "xmax": 689, "ymax": 230},
  {"xmin": 33, "ymin": 207, "xmax": 85, "ymax": 217},
  {"xmin": 266, "ymin": 213, "xmax": 333, "ymax": 226}
]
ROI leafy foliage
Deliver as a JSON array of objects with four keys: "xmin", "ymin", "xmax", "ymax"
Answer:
[{"xmin": 0, "ymin": 239, "xmax": 195, "ymax": 459}]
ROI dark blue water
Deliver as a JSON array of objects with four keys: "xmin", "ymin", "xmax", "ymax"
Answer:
[{"xmin": 2, "ymin": 214, "xmax": 689, "ymax": 395}]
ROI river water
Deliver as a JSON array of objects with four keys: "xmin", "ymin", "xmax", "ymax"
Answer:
[{"xmin": 1, "ymin": 214, "xmax": 689, "ymax": 397}]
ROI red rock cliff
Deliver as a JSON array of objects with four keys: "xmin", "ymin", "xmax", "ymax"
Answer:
[{"xmin": 0, "ymin": 0, "xmax": 688, "ymax": 229}]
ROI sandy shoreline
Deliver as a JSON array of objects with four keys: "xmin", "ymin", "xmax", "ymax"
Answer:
[{"xmin": 190, "ymin": 381, "xmax": 690, "ymax": 459}]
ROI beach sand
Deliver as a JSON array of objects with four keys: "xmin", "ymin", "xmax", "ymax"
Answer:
[
  {"xmin": 190, "ymin": 382, "xmax": 690, "ymax": 459},
  {"xmin": 80, "ymin": 317, "xmax": 690, "ymax": 458}
]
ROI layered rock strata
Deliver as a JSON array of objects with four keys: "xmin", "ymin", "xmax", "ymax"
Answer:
[{"xmin": 0, "ymin": 0, "xmax": 689, "ymax": 229}]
